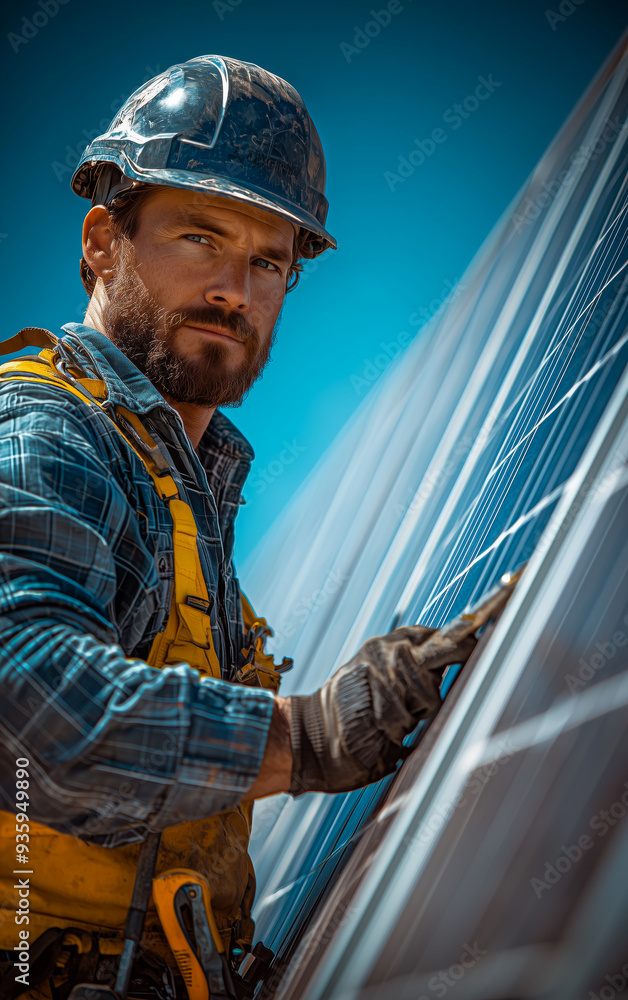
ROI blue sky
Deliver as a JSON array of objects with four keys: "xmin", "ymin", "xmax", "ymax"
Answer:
[{"xmin": 0, "ymin": 0, "xmax": 625, "ymax": 564}]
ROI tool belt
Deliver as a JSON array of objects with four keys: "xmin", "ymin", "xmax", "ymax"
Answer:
[
  {"xmin": 0, "ymin": 930, "xmax": 177, "ymax": 1000},
  {"xmin": 0, "ymin": 927, "xmax": 272, "ymax": 1000},
  {"xmin": 0, "ymin": 330, "xmax": 290, "ymax": 991}
]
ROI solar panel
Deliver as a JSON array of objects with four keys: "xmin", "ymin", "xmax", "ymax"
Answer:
[{"xmin": 240, "ymin": 30, "xmax": 628, "ymax": 999}]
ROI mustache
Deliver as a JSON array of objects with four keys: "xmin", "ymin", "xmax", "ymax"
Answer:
[{"xmin": 164, "ymin": 305, "xmax": 258, "ymax": 344}]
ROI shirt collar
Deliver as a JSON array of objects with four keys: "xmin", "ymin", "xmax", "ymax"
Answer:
[{"xmin": 60, "ymin": 322, "xmax": 254, "ymax": 462}]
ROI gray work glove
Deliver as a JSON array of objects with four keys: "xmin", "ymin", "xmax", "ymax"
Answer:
[{"xmin": 289, "ymin": 625, "xmax": 477, "ymax": 795}]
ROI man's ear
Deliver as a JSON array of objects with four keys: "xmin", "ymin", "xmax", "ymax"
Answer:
[{"xmin": 82, "ymin": 206, "xmax": 117, "ymax": 283}]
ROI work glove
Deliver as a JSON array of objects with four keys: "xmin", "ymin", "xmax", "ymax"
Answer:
[{"xmin": 289, "ymin": 625, "xmax": 477, "ymax": 796}]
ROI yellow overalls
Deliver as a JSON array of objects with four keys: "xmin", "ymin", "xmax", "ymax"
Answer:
[{"xmin": 0, "ymin": 328, "xmax": 284, "ymax": 970}]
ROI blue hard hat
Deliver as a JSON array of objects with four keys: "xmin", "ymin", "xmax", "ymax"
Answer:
[{"xmin": 71, "ymin": 55, "xmax": 336, "ymax": 255}]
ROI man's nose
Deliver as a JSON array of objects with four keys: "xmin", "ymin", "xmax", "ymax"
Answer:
[{"xmin": 203, "ymin": 256, "xmax": 250, "ymax": 312}]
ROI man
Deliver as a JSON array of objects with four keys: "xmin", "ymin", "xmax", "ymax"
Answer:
[{"xmin": 0, "ymin": 56, "xmax": 476, "ymax": 999}]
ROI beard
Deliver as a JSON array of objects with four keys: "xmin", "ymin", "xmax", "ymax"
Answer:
[{"xmin": 101, "ymin": 237, "xmax": 278, "ymax": 407}]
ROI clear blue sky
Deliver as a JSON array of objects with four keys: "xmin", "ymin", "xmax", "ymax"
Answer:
[{"xmin": 1, "ymin": 0, "xmax": 625, "ymax": 564}]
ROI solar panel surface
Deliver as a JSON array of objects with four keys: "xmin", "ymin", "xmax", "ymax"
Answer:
[{"xmin": 240, "ymin": 30, "xmax": 628, "ymax": 1000}]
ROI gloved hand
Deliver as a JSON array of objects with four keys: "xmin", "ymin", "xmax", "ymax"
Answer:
[{"xmin": 289, "ymin": 625, "xmax": 477, "ymax": 796}]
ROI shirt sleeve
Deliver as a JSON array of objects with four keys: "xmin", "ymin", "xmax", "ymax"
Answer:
[{"xmin": 0, "ymin": 383, "xmax": 274, "ymax": 846}]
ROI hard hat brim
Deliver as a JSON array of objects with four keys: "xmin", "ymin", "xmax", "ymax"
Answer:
[{"xmin": 72, "ymin": 148, "xmax": 337, "ymax": 253}]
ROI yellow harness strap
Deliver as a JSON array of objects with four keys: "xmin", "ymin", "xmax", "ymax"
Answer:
[
  {"xmin": 0, "ymin": 328, "xmax": 284, "ymax": 961},
  {"xmin": 0, "ymin": 329, "xmax": 221, "ymax": 678}
]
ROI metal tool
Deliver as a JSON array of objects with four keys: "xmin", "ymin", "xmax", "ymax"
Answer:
[
  {"xmin": 67, "ymin": 830, "xmax": 162, "ymax": 1000},
  {"xmin": 435, "ymin": 564, "xmax": 526, "ymax": 642},
  {"xmin": 152, "ymin": 869, "xmax": 235, "ymax": 1000}
]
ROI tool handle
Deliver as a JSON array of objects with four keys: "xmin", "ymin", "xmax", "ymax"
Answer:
[{"xmin": 115, "ymin": 830, "xmax": 162, "ymax": 999}]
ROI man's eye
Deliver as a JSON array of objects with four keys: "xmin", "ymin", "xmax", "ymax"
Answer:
[
  {"xmin": 184, "ymin": 234, "xmax": 211, "ymax": 245},
  {"xmin": 253, "ymin": 258, "xmax": 280, "ymax": 272}
]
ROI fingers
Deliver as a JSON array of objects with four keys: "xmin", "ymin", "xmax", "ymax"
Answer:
[
  {"xmin": 372, "ymin": 625, "xmax": 437, "ymax": 648},
  {"xmin": 411, "ymin": 631, "xmax": 478, "ymax": 671}
]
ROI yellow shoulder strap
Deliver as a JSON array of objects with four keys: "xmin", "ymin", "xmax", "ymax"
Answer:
[
  {"xmin": 0, "ymin": 331, "xmax": 221, "ymax": 679},
  {"xmin": 0, "ymin": 326, "xmax": 59, "ymax": 355}
]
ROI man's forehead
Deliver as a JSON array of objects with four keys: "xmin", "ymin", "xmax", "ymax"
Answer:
[{"xmin": 149, "ymin": 186, "xmax": 297, "ymax": 243}]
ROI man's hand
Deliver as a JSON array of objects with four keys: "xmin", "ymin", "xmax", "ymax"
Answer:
[{"xmin": 288, "ymin": 625, "xmax": 477, "ymax": 796}]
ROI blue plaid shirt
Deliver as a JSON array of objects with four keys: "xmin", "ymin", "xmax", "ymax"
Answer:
[{"xmin": 0, "ymin": 323, "xmax": 275, "ymax": 846}]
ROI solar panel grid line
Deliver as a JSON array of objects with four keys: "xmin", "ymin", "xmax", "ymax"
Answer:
[
  {"xmin": 278, "ymin": 328, "xmax": 490, "ymax": 661},
  {"xmin": 502, "ymin": 90, "xmax": 627, "ymax": 366},
  {"xmin": 599, "ymin": 269, "xmax": 628, "ymax": 345},
  {"xmin": 346, "ymin": 185, "xmax": 580, "ymax": 636},
  {"xmin": 282, "ymin": 593, "xmax": 552, "ymax": 996},
  {"xmin": 419, "ymin": 487, "xmax": 564, "ymax": 618},
  {"xmin": 253, "ymin": 792, "xmax": 390, "ymax": 961},
  {"xmin": 432, "ymin": 179, "xmax": 625, "ymax": 536},
  {"xmin": 352, "ymin": 151, "xmax": 594, "ymax": 630},
  {"xmin": 495, "ymin": 249, "xmax": 609, "ymax": 429},
  {"xmin": 545, "ymin": 791, "xmax": 628, "ymax": 1000},
  {"xmin": 510, "ymin": 201, "xmax": 621, "ymax": 388},
  {"xmin": 291, "ymin": 370, "xmax": 628, "ymax": 999},
  {"xmin": 244, "ymin": 40, "xmax": 628, "ymax": 993},
  {"xmin": 254, "ymin": 386, "xmax": 624, "ymax": 972},
  {"xmin": 437, "ymin": 313, "xmax": 628, "ymax": 602},
  {"xmin": 268, "ymin": 800, "xmax": 380, "ymax": 934},
  {"xmin": 396, "ymin": 282, "xmax": 584, "ymax": 625},
  {"xmin": 341, "ymin": 720, "xmax": 628, "ymax": 996},
  {"xmin": 525, "ymin": 335, "xmax": 628, "ymax": 491},
  {"xmin": 404, "ymin": 192, "xmax": 624, "ymax": 624},
  {"xmin": 472, "ymin": 345, "xmax": 622, "ymax": 584},
  {"xmin": 253, "ymin": 781, "xmax": 384, "ymax": 903},
  {"xmin": 487, "ymin": 275, "xmax": 628, "ymax": 488},
  {"xmin": 264, "ymin": 266, "xmax": 624, "ymax": 976},
  {"xmin": 489, "ymin": 469, "xmax": 628, "ymax": 736},
  {"xmin": 360, "ymin": 428, "xmax": 628, "ymax": 984},
  {"xmin": 256, "ymin": 310, "xmax": 451, "ymax": 674},
  {"xmin": 495, "ymin": 218, "xmax": 628, "ymax": 458},
  {"xmin": 375, "ymin": 708, "xmax": 628, "ymax": 988},
  {"xmin": 272, "ymin": 504, "xmax": 624, "ymax": 996},
  {"xmin": 477, "ymin": 673, "xmax": 628, "ymax": 768}
]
